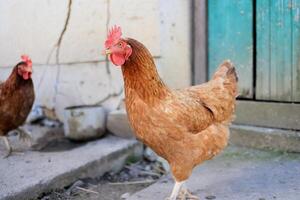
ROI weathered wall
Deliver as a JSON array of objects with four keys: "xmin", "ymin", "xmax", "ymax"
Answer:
[
  {"xmin": 0, "ymin": 0, "xmax": 191, "ymax": 120},
  {"xmin": 159, "ymin": 0, "xmax": 191, "ymax": 88}
]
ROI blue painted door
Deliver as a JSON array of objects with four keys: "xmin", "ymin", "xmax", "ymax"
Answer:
[
  {"xmin": 256, "ymin": 0, "xmax": 300, "ymax": 102},
  {"xmin": 208, "ymin": 0, "xmax": 253, "ymax": 98},
  {"xmin": 208, "ymin": 0, "xmax": 300, "ymax": 102}
]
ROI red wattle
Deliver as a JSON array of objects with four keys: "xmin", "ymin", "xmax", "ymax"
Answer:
[
  {"xmin": 22, "ymin": 72, "xmax": 29, "ymax": 80},
  {"xmin": 110, "ymin": 53, "xmax": 126, "ymax": 66}
]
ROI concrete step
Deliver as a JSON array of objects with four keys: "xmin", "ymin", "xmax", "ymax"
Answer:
[
  {"xmin": 0, "ymin": 135, "xmax": 143, "ymax": 200},
  {"xmin": 129, "ymin": 146, "xmax": 300, "ymax": 200},
  {"xmin": 230, "ymin": 124, "xmax": 300, "ymax": 152}
]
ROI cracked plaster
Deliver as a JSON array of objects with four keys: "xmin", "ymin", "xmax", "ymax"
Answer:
[{"xmin": 0, "ymin": 0, "xmax": 191, "ymax": 120}]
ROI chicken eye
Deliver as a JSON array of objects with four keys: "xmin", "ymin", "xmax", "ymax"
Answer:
[{"xmin": 118, "ymin": 43, "xmax": 123, "ymax": 48}]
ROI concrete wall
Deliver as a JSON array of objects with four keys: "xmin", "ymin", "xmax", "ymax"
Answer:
[
  {"xmin": 0, "ymin": 0, "xmax": 191, "ymax": 120},
  {"xmin": 159, "ymin": 0, "xmax": 191, "ymax": 89}
]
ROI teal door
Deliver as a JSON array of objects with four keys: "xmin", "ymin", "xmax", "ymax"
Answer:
[
  {"xmin": 208, "ymin": 0, "xmax": 253, "ymax": 98},
  {"xmin": 208, "ymin": 0, "xmax": 300, "ymax": 102}
]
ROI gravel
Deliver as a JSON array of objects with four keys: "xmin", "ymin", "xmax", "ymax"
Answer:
[{"xmin": 38, "ymin": 157, "xmax": 167, "ymax": 200}]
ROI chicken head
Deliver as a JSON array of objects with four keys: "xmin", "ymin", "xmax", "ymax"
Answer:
[
  {"xmin": 103, "ymin": 26, "xmax": 132, "ymax": 66},
  {"xmin": 17, "ymin": 55, "xmax": 33, "ymax": 80}
]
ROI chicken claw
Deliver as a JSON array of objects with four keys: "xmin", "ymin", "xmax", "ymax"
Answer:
[
  {"xmin": 178, "ymin": 188, "xmax": 199, "ymax": 200},
  {"xmin": 165, "ymin": 188, "xmax": 199, "ymax": 200},
  {"xmin": 16, "ymin": 127, "xmax": 32, "ymax": 146},
  {"xmin": 1, "ymin": 136, "xmax": 12, "ymax": 158}
]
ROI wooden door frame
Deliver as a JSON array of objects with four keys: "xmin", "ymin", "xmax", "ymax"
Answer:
[{"xmin": 191, "ymin": 0, "xmax": 207, "ymax": 85}]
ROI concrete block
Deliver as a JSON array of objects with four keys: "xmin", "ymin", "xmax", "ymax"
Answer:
[
  {"xmin": 106, "ymin": 109, "xmax": 135, "ymax": 138},
  {"xmin": 234, "ymin": 100, "xmax": 300, "ymax": 130},
  {"xmin": 230, "ymin": 124, "xmax": 300, "ymax": 152}
]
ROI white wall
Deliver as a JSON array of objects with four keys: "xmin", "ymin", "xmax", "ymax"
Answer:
[
  {"xmin": 0, "ymin": 0, "xmax": 191, "ymax": 120},
  {"xmin": 159, "ymin": 0, "xmax": 192, "ymax": 89}
]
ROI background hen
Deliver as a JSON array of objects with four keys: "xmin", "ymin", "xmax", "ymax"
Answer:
[{"xmin": 0, "ymin": 55, "xmax": 35, "ymax": 158}]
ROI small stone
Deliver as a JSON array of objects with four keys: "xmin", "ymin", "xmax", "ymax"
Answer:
[
  {"xmin": 205, "ymin": 195, "xmax": 216, "ymax": 200},
  {"xmin": 121, "ymin": 192, "xmax": 130, "ymax": 199},
  {"xmin": 40, "ymin": 119, "xmax": 61, "ymax": 128},
  {"xmin": 66, "ymin": 180, "xmax": 85, "ymax": 195},
  {"xmin": 145, "ymin": 165, "xmax": 151, "ymax": 171},
  {"xmin": 157, "ymin": 157, "xmax": 170, "ymax": 172},
  {"xmin": 144, "ymin": 147, "xmax": 158, "ymax": 162}
]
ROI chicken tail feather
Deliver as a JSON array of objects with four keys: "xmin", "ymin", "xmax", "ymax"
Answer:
[
  {"xmin": 213, "ymin": 60, "xmax": 238, "ymax": 97},
  {"xmin": 213, "ymin": 60, "xmax": 237, "ymax": 80}
]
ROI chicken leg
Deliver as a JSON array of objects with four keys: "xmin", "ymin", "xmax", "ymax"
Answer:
[
  {"xmin": 166, "ymin": 181, "xmax": 199, "ymax": 200},
  {"xmin": 1, "ymin": 136, "xmax": 12, "ymax": 158},
  {"xmin": 166, "ymin": 181, "xmax": 185, "ymax": 200}
]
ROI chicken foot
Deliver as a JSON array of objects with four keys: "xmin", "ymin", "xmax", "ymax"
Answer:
[
  {"xmin": 16, "ymin": 127, "xmax": 32, "ymax": 145},
  {"xmin": 178, "ymin": 184, "xmax": 199, "ymax": 200},
  {"xmin": 1, "ymin": 136, "xmax": 12, "ymax": 158}
]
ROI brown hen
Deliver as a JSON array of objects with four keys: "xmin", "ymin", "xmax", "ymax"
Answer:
[
  {"xmin": 0, "ymin": 55, "xmax": 35, "ymax": 158},
  {"xmin": 104, "ymin": 26, "xmax": 238, "ymax": 200}
]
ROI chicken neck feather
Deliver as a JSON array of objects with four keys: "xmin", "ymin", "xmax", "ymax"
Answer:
[{"xmin": 121, "ymin": 38, "xmax": 170, "ymax": 103}]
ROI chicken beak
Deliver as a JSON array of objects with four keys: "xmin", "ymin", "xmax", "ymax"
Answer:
[{"xmin": 102, "ymin": 49, "xmax": 112, "ymax": 56}]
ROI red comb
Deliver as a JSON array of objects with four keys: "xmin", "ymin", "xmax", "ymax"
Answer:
[
  {"xmin": 21, "ymin": 55, "xmax": 32, "ymax": 67},
  {"xmin": 105, "ymin": 25, "xmax": 122, "ymax": 48}
]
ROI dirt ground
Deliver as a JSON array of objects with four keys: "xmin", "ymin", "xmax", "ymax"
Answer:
[
  {"xmin": 39, "ymin": 181, "xmax": 152, "ymax": 200},
  {"xmin": 38, "ymin": 159, "xmax": 166, "ymax": 200}
]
